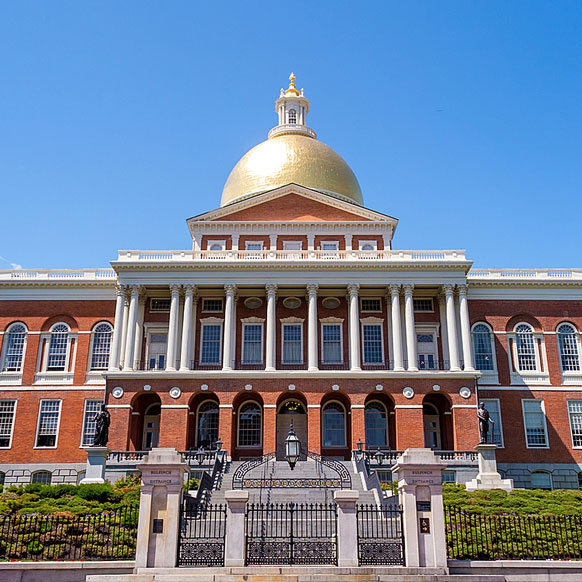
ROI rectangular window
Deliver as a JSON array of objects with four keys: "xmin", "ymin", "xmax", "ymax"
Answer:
[
  {"xmin": 201, "ymin": 325, "xmax": 222, "ymax": 364},
  {"xmin": 322, "ymin": 323, "xmax": 342, "ymax": 363},
  {"xmin": 81, "ymin": 400, "xmax": 104, "ymax": 447},
  {"xmin": 150, "ymin": 298, "xmax": 170, "ymax": 312},
  {"xmin": 568, "ymin": 400, "xmax": 582, "ymax": 448},
  {"xmin": 320, "ymin": 241, "xmax": 339, "ymax": 251},
  {"xmin": 148, "ymin": 333, "xmax": 167, "ymax": 370},
  {"xmin": 283, "ymin": 241, "xmax": 302, "ymax": 251},
  {"xmin": 361, "ymin": 298, "xmax": 381, "ymax": 312},
  {"xmin": 362, "ymin": 324, "xmax": 383, "ymax": 364},
  {"xmin": 202, "ymin": 299, "xmax": 223, "ymax": 312},
  {"xmin": 522, "ymin": 400, "xmax": 548, "ymax": 448},
  {"xmin": 481, "ymin": 399, "xmax": 504, "ymax": 447},
  {"xmin": 0, "ymin": 400, "xmax": 16, "ymax": 448},
  {"xmin": 242, "ymin": 324, "xmax": 263, "ymax": 364},
  {"xmin": 47, "ymin": 333, "xmax": 68, "ymax": 371},
  {"xmin": 282, "ymin": 324, "xmax": 302, "ymax": 363},
  {"xmin": 245, "ymin": 242, "xmax": 263, "ymax": 251},
  {"xmin": 36, "ymin": 400, "xmax": 62, "ymax": 448},
  {"xmin": 413, "ymin": 298, "xmax": 434, "ymax": 312}
]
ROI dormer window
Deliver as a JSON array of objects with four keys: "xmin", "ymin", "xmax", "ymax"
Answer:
[{"xmin": 288, "ymin": 108, "xmax": 297, "ymax": 124}]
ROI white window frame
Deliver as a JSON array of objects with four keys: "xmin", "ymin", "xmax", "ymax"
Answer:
[
  {"xmin": 360, "ymin": 298, "xmax": 382, "ymax": 313},
  {"xmin": 199, "ymin": 319, "xmax": 224, "ymax": 365},
  {"xmin": 360, "ymin": 318, "xmax": 385, "ymax": 365},
  {"xmin": 281, "ymin": 320, "xmax": 304, "ymax": 364},
  {"xmin": 35, "ymin": 323, "xmax": 77, "ymax": 384},
  {"xmin": 320, "ymin": 320, "xmax": 344, "ymax": 364},
  {"xmin": 241, "ymin": 321, "xmax": 264, "ymax": 365},
  {"xmin": 1, "ymin": 322, "xmax": 28, "ymax": 376},
  {"xmin": 144, "ymin": 325, "xmax": 168, "ymax": 370},
  {"xmin": 149, "ymin": 298, "xmax": 171, "ymax": 312},
  {"xmin": 0, "ymin": 399, "xmax": 17, "ymax": 449},
  {"xmin": 80, "ymin": 399, "xmax": 104, "ymax": 447},
  {"xmin": 319, "ymin": 240, "xmax": 339, "ymax": 251},
  {"xmin": 359, "ymin": 240, "xmax": 377, "ymax": 251},
  {"xmin": 195, "ymin": 400, "xmax": 220, "ymax": 448},
  {"xmin": 413, "ymin": 298, "xmax": 434, "ymax": 313},
  {"xmin": 207, "ymin": 240, "xmax": 226, "ymax": 251},
  {"xmin": 283, "ymin": 241, "xmax": 303, "ymax": 251},
  {"xmin": 321, "ymin": 400, "xmax": 347, "ymax": 448},
  {"xmin": 567, "ymin": 400, "xmax": 582, "ymax": 449},
  {"xmin": 480, "ymin": 398, "xmax": 504, "ymax": 448},
  {"xmin": 236, "ymin": 400, "xmax": 263, "ymax": 448},
  {"xmin": 245, "ymin": 241, "xmax": 264, "ymax": 251},
  {"xmin": 34, "ymin": 399, "xmax": 62, "ymax": 449},
  {"xmin": 88, "ymin": 321, "xmax": 113, "ymax": 372},
  {"xmin": 508, "ymin": 323, "xmax": 549, "ymax": 385},
  {"xmin": 557, "ymin": 323, "xmax": 582, "ymax": 383},
  {"xmin": 471, "ymin": 322, "xmax": 499, "ymax": 384},
  {"xmin": 201, "ymin": 298, "xmax": 224, "ymax": 313},
  {"xmin": 364, "ymin": 399, "xmax": 389, "ymax": 449},
  {"xmin": 521, "ymin": 399, "xmax": 549, "ymax": 449}
]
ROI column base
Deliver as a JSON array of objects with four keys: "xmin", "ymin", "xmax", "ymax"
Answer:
[
  {"xmin": 108, "ymin": 366, "xmax": 120, "ymax": 372},
  {"xmin": 350, "ymin": 366, "xmax": 361, "ymax": 372},
  {"xmin": 222, "ymin": 366, "xmax": 233, "ymax": 372},
  {"xmin": 165, "ymin": 366, "xmax": 177, "ymax": 372},
  {"xmin": 264, "ymin": 366, "xmax": 276, "ymax": 372},
  {"xmin": 179, "ymin": 366, "xmax": 191, "ymax": 372},
  {"xmin": 308, "ymin": 366, "xmax": 319, "ymax": 372},
  {"xmin": 407, "ymin": 366, "xmax": 419, "ymax": 372},
  {"xmin": 394, "ymin": 366, "xmax": 405, "ymax": 372},
  {"xmin": 450, "ymin": 366, "xmax": 461, "ymax": 372}
]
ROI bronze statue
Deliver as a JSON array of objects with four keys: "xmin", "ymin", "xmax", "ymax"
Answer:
[
  {"xmin": 93, "ymin": 404, "xmax": 111, "ymax": 447},
  {"xmin": 477, "ymin": 402, "xmax": 494, "ymax": 444}
]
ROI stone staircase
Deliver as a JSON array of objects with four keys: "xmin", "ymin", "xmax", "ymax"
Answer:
[{"xmin": 210, "ymin": 458, "xmax": 380, "ymax": 505}]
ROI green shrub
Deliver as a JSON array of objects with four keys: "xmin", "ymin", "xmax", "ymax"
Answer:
[
  {"xmin": 75, "ymin": 483, "xmax": 114, "ymax": 503},
  {"xmin": 184, "ymin": 478, "xmax": 200, "ymax": 493},
  {"xmin": 27, "ymin": 540, "xmax": 43, "ymax": 555}
]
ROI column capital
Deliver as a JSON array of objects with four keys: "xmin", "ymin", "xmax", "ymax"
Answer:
[
  {"xmin": 389, "ymin": 283, "xmax": 401, "ymax": 297},
  {"xmin": 265, "ymin": 283, "xmax": 278, "ymax": 297},
  {"xmin": 115, "ymin": 284, "xmax": 127, "ymax": 297},
  {"xmin": 169, "ymin": 283, "xmax": 181, "ymax": 296},
  {"xmin": 437, "ymin": 292, "xmax": 446, "ymax": 305},
  {"xmin": 344, "ymin": 234, "xmax": 353, "ymax": 242},
  {"xmin": 346, "ymin": 283, "xmax": 360, "ymax": 297},
  {"xmin": 184, "ymin": 284, "xmax": 197, "ymax": 296},
  {"xmin": 129, "ymin": 284, "xmax": 142, "ymax": 297},
  {"xmin": 403, "ymin": 283, "xmax": 414, "ymax": 297},
  {"xmin": 442, "ymin": 283, "xmax": 455, "ymax": 296},
  {"xmin": 224, "ymin": 283, "xmax": 237, "ymax": 296},
  {"xmin": 306, "ymin": 283, "xmax": 319, "ymax": 298},
  {"xmin": 457, "ymin": 283, "xmax": 469, "ymax": 296},
  {"xmin": 138, "ymin": 293, "xmax": 147, "ymax": 306}
]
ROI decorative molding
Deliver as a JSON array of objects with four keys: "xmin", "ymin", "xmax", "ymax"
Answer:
[
  {"xmin": 200, "ymin": 317, "xmax": 224, "ymax": 324},
  {"xmin": 241, "ymin": 317, "xmax": 265, "ymax": 324},
  {"xmin": 319, "ymin": 317, "xmax": 344, "ymax": 323},
  {"xmin": 280, "ymin": 316, "xmax": 305, "ymax": 324},
  {"xmin": 360, "ymin": 316, "xmax": 384, "ymax": 324}
]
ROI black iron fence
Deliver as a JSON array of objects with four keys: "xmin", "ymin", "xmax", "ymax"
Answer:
[
  {"xmin": 357, "ymin": 504, "xmax": 405, "ymax": 566},
  {"xmin": 246, "ymin": 502, "xmax": 337, "ymax": 565},
  {"xmin": 178, "ymin": 501, "xmax": 226, "ymax": 567},
  {"xmin": 0, "ymin": 508, "xmax": 138, "ymax": 562},
  {"xmin": 446, "ymin": 507, "xmax": 582, "ymax": 560}
]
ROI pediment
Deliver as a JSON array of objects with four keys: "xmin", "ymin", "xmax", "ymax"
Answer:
[{"xmin": 188, "ymin": 184, "xmax": 397, "ymax": 225}]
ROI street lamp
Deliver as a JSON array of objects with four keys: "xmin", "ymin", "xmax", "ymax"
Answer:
[
  {"xmin": 356, "ymin": 438, "xmax": 364, "ymax": 453},
  {"xmin": 196, "ymin": 448, "xmax": 206, "ymax": 465},
  {"xmin": 375, "ymin": 449, "xmax": 384, "ymax": 466},
  {"xmin": 215, "ymin": 439, "xmax": 223, "ymax": 452},
  {"xmin": 285, "ymin": 423, "xmax": 301, "ymax": 470}
]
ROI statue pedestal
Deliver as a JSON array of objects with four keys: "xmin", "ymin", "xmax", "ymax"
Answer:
[
  {"xmin": 466, "ymin": 444, "xmax": 513, "ymax": 492},
  {"xmin": 79, "ymin": 447, "xmax": 110, "ymax": 484}
]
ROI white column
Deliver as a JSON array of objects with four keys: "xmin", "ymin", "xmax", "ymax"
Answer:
[
  {"xmin": 231, "ymin": 235, "xmax": 239, "ymax": 251},
  {"xmin": 344, "ymin": 234, "xmax": 353, "ymax": 251},
  {"xmin": 389, "ymin": 284, "xmax": 404, "ymax": 371},
  {"xmin": 132, "ymin": 293, "xmax": 146, "ymax": 369},
  {"xmin": 385, "ymin": 292, "xmax": 394, "ymax": 365},
  {"xmin": 222, "ymin": 284, "xmax": 236, "ymax": 371},
  {"xmin": 179, "ymin": 285, "xmax": 196, "ymax": 371},
  {"xmin": 443, "ymin": 284, "xmax": 461, "ymax": 371},
  {"xmin": 269, "ymin": 234, "xmax": 277, "ymax": 251},
  {"xmin": 307, "ymin": 234, "xmax": 315, "ymax": 251},
  {"xmin": 306, "ymin": 283, "xmax": 319, "ymax": 371},
  {"xmin": 458, "ymin": 284, "xmax": 475, "ymax": 371},
  {"xmin": 265, "ymin": 284, "xmax": 277, "ymax": 371},
  {"xmin": 438, "ymin": 293, "xmax": 450, "ymax": 367},
  {"xmin": 119, "ymin": 292, "xmax": 130, "ymax": 369},
  {"xmin": 108, "ymin": 285, "xmax": 126, "ymax": 371},
  {"xmin": 403, "ymin": 284, "xmax": 418, "ymax": 371},
  {"xmin": 382, "ymin": 233, "xmax": 391, "ymax": 251},
  {"xmin": 193, "ymin": 234, "xmax": 202, "ymax": 252},
  {"xmin": 123, "ymin": 285, "xmax": 140, "ymax": 371},
  {"xmin": 347, "ymin": 284, "xmax": 361, "ymax": 371},
  {"xmin": 165, "ymin": 284, "xmax": 181, "ymax": 371}
]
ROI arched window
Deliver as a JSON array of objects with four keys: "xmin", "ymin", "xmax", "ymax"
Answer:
[
  {"xmin": 322, "ymin": 401, "xmax": 346, "ymax": 448},
  {"xmin": 90, "ymin": 323, "xmax": 112, "ymax": 370},
  {"xmin": 209, "ymin": 243, "xmax": 223, "ymax": 251},
  {"xmin": 47, "ymin": 323, "xmax": 70, "ymax": 371},
  {"xmin": 2, "ymin": 323, "xmax": 27, "ymax": 372},
  {"xmin": 365, "ymin": 401, "xmax": 388, "ymax": 448},
  {"xmin": 238, "ymin": 402, "xmax": 262, "ymax": 447},
  {"xmin": 288, "ymin": 109, "xmax": 297, "ymax": 124},
  {"xmin": 196, "ymin": 400, "xmax": 219, "ymax": 449},
  {"xmin": 557, "ymin": 323, "xmax": 580, "ymax": 372},
  {"xmin": 361, "ymin": 244, "xmax": 375, "ymax": 251},
  {"xmin": 472, "ymin": 323, "xmax": 494, "ymax": 371},
  {"xmin": 530, "ymin": 470, "xmax": 552, "ymax": 490},
  {"xmin": 514, "ymin": 323, "xmax": 537, "ymax": 371},
  {"xmin": 31, "ymin": 471, "xmax": 52, "ymax": 485}
]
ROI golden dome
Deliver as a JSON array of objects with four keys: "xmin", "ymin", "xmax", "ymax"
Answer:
[{"xmin": 221, "ymin": 133, "xmax": 363, "ymax": 207}]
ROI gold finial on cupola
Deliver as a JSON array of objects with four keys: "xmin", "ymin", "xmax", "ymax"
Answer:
[{"xmin": 285, "ymin": 72, "xmax": 300, "ymax": 97}]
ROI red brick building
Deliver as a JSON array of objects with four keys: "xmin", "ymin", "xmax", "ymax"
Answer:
[{"xmin": 1, "ymin": 76, "xmax": 581, "ymax": 490}]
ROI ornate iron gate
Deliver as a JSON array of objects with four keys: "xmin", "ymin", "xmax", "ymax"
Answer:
[
  {"xmin": 246, "ymin": 502, "xmax": 337, "ymax": 565},
  {"xmin": 356, "ymin": 504, "xmax": 405, "ymax": 565},
  {"xmin": 178, "ymin": 499, "xmax": 226, "ymax": 566}
]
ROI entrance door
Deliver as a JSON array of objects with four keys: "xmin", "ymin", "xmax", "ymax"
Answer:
[
  {"xmin": 417, "ymin": 332, "xmax": 437, "ymax": 370},
  {"xmin": 143, "ymin": 404, "xmax": 161, "ymax": 450},
  {"xmin": 423, "ymin": 403, "xmax": 441, "ymax": 449},
  {"xmin": 276, "ymin": 400, "xmax": 307, "ymax": 460},
  {"xmin": 148, "ymin": 333, "xmax": 167, "ymax": 370}
]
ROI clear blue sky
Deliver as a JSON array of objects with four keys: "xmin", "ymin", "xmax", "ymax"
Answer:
[{"xmin": 1, "ymin": 1, "xmax": 581, "ymax": 270}]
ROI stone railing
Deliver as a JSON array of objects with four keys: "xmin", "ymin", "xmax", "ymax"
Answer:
[
  {"xmin": 115, "ymin": 249, "xmax": 468, "ymax": 263},
  {"xmin": 353, "ymin": 449, "xmax": 478, "ymax": 466},
  {"xmin": 0, "ymin": 269, "xmax": 116, "ymax": 281},
  {"xmin": 468, "ymin": 268, "xmax": 582, "ymax": 281}
]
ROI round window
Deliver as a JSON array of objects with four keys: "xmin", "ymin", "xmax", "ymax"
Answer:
[
  {"xmin": 322, "ymin": 297, "xmax": 340, "ymax": 309},
  {"xmin": 244, "ymin": 297, "xmax": 263, "ymax": 309},
  {"xmin": 283, "ymin": 297, "xmax": 302, "ymax": 309}
]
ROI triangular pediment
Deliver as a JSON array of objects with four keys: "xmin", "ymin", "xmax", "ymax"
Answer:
[{"xmin": 188, "ymin": 184, "xmax": 398, "ymax": 225}]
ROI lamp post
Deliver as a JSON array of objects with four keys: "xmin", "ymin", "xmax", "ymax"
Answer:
[
  {"xmin": 196, "ymin": 448, "xmax": 206, "ymax": 466},
  {"xmin": 285, "ymin": 423, "xmax": 301, "ymax": 470},
  {"xmin": 356, "ymin": 438, "xmax": 364, "ymax": 453},
  {"xmin": 215, "ymin": 439, "xmax": 223, "ymax": 452},
  {"xmin": 375, "ymin": 449, "xmax": 384, "ymax": 466}
]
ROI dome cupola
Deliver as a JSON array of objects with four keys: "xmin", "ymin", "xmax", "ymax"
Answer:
[{"xmin": 220, "ymin": 74, "xmax": 363, "ymax": 207}]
